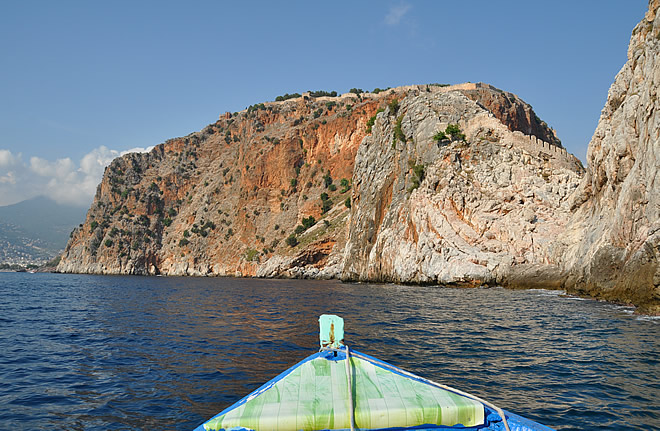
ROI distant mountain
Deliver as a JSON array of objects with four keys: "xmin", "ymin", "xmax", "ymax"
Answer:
[{"xmin": 0, "ymin": 196, "xmax": 87, "ymax": 265}]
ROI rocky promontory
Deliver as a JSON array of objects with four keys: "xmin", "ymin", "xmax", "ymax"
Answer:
[
  {"xmin": 59, "ymin": 82, "xmax": 581, "ymax": 280},
  {"xmin": 341, "ymin": 87, "xmax": 581, "ymax": 286},
  {"xmin": 559, "ymin": 0, "xmax": 660, "ymax": 314},
  {"xmin": 58, "ymin": 2, "xmax": 659, "ymax": 314}
]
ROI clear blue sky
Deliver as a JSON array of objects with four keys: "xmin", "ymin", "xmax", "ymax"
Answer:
[{"xmin": 0, "ymin": 1, "xmax": 648, "ymax": 207}]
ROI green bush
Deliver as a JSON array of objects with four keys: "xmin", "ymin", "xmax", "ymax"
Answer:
[
  {"xmin": 393, "ymin": 115, "xmax": 405, "ymax": 142},
  {"xmin": 408, "ymin": 163, "xmax": 425, "ymax": 192},
  {"xmin": 104, "ymin": 239, "xmax": 113, "ymax": 247},
  {"xmin": 310, "ymin": 90, "xmax": 337, "ymax": 97},
  {"xmin": 323, "ymin": 171, "xmax": 333, "ymax": 188},
  {"xmin": 321, "ymin": 198, "xmax": 333, "ymax": 213},
  {"xmin": 247, "ymin": 103, "xmax": 266, "ymax": 114},
  {"xmin": 388, "ymin": 99, "xmax": 399, "ymax": 114},
  {"xmin": 344, "ymin": 197, "xmax": 352, "ymax": 208},
  {"xmin": 322, "ymin": 201, "xmax": 332, "ymax": 213},
  {"xmin": 294, "ymin": 225, "xmax": 306, "ymax": 235},
  {"xmin": 275, "ymin": 93, "xmax": 301, "ymax": 102},
  {"xmin": 433, "ymin": 131, "xmax": 447, "ymax": 142},
  {"xmin": 412, "ymin": 164, "xmax": 425, "ymax": 180},
  {"xmin": 366, "ymin": 108, "xmax": 385, "ymax": 133},
  {"xmin": 328, "ymin": 184, "xmax": 337, "ymax": 192},
  {"xmin": 179, "ymin": 238, "xmax": 189, "ymax": 247},
  {"xmin": 320, "ymin": 191, "xmax": 332, "ymax": 213},
  {"xmin": 290, "ymin": 178, "xmax": 297, "ymax": 188},
  {"xmin": 245, "ymin": 248, "xmax": 259, "ymax": 261},
  {"xmin": 286, "ymin": 235, "xmax": 298, "ymax": 247},
  {"xmin": 445, "ymin": 124, "xmax": 465, "ymax": 141},
  {"xmin": 302, "ymin": 216, "xmax": 316, "ymax": 229},
  {"xmin": 349, "ymin": 88, "xmax": 364, "ymax": 95}
]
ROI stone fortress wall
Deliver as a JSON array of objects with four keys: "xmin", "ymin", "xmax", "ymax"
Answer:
[
  {"xmin": 427, "ymin": 82, "xmax": 582, "ymax": 172},
  {"xmin": 503, "ymin": 129, "xmax": 581, "ymax": 171},
  {"xmin": 351, "ymin": 82, "xmax": 582, "ymax": 172},
  {"xmin": 245, "ymin": 82, "xmax": 583, "ymax": 173}
]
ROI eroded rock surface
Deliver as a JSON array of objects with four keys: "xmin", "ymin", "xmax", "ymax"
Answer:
[
  {"xmin": 341, "ymin": 89, "xmax": 582, "ymax": 287},
  {"xmin": 60, "ymin": 83, "xmax": 578, "ymax": 285},
  {"xmin": 560, "ymin": 0, "xmax": 660, "ymax": 314},
  {"xmin": 58, "ymin": 90, "xmax": 383, "ymax": 277}
]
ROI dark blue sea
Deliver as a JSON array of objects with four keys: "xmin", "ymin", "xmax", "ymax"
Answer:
[{"xmin": 0, "ymin": 273, "xmax": 657, "ymax": 431}]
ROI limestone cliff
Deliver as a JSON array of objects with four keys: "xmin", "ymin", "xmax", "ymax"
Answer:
[
  {"xmin": 560, "ymin": 0, "xmax": 660, "ymax": 314},
  {"xmin": 59, "ymin": 83, "xmax": 579, "ymax": 284},
  {"xmin": 340, "ymin": 87, "xmax": 582, "ymax": 286}
]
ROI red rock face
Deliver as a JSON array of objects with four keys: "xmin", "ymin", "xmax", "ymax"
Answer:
[{"xmin": 58, "ymin": 90, "xmax": 398, "ymax": 276}]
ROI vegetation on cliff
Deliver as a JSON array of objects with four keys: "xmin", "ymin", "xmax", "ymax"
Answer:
[
  {"xmin": 59, "ymin": 87, "xmax": 405, "ymax": 277},
  {"xmin": 55, "ymin": 69, "xmax": 659, "ymax": 313}
]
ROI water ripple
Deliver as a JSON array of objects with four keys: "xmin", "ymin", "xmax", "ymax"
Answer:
[{"xmin": 0, "ymin": 273, "xmax": 657, "ymax": 430}]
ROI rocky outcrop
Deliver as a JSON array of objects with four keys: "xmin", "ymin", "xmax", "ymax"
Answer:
[
  {"xmin": 559, "ymin": 0, "xmax": 660, "ymax": 314},
  {"xmin": 457, "ymin": 84, "xmax": 562, "ymax": 146},
  {"xmin": 58, "ymin": 89, "xmax": 395, "ymax": 277},
  {"xmin": 59, "ymin": 83, "xmax": 580, "ymax": 284},
  {"xmin": 340, "ymin": 90, "xmax": 582, "ymax": 286}
]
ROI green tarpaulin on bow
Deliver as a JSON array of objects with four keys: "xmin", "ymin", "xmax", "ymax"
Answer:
[{"xmin": 201, "ymin": 350, "xmax": 484, "ymax": 431}]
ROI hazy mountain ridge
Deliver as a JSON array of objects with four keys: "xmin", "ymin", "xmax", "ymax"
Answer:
[{"xmin": 0, "ymin": 196, "xmax": 87, "ymax": 265}]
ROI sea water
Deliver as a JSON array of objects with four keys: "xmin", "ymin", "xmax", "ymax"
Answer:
[{"xmin": 0, "ymin": 273, "xmax": 657, "ymax": 430}]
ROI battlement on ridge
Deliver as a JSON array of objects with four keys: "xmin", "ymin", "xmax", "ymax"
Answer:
[{"xmin": 502, "ymin": 129, "xmax": 583, "ymax": 172}]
